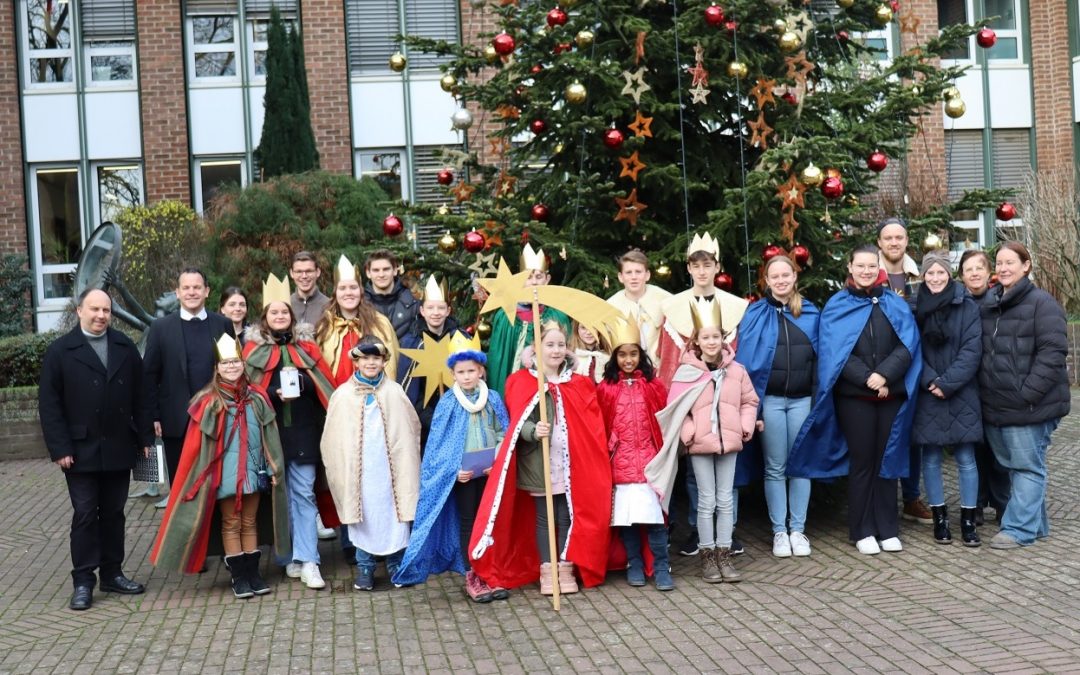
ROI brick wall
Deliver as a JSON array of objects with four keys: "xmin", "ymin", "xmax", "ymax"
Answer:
[
  {"xmin": 901, "ymin": 1, "xmax": 948, "ymax": 207},
  {"xmin": 1028, "ymin": 0, "xmax": 1075, "ymax": 175},
  {"xmin": 301, "ymin": 0, "xmax": 352, "ymax": 175},
  {"xmin": 458, "ymin": 0, "xmax": 502, "ymax": 167},
  {"xmin": 0, "ymin": 388, "xmax": 44, "ymax": 462},
  {"xmin": 0, "ymin": 1, "xmax": 28, "ymax": 258},
  {"xmin": 138, "ymin": 1, "xmax": 191, "ymax": 203}
]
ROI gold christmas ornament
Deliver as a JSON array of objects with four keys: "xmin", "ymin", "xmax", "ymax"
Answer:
[
  {"xmin": 942, "ymin": 85, "xmax": 961, "ymax": 100},
  {"xmin": 439, "ymin": 73, "xmax": 457, "ymax": 92},
  {"xmin": 837, "ymin": 0, "xmax": 855, "ymax": 8},
  {"xmin": 437, "ymin": 231, "xmax": 458, "ymax": 253},
  {"xmin": 779, "ymin": 31, "xmax": 802, "ymax": 53},
  {"xmin": 944, "ymin": 97, "xmax": 966, "ymax": 119},
  {"xmin": 727, "ymin": 61, "xmax": 749, "ymax": 79},
  {"xmin": 389, "ymin": 52, "xmax": 407, "ymax": 72},
  {"xmin": 654, "ymin": 262, "xmax": 672, "ymax": 282},
  {"xmin": 923, "ymin": 232, "xmax": 944, "ymax": 252},
  {"xmin": 476, "ymin": 319, "xmax": 493, "ymax": 340},
  {"xmin": 772, "ymin": 19, "xmax": 788, "ymax": 33},
  {"xmin": 575, "ymin": 30, "xmax": 595, "ymax": 49},
  {"xmin": 800, "ymin": 163, "xmax": 824, "ymax": 187},
  {"xmin": 483, "ymin": 44, "xmax": 499, "ymax": 63},
  {"xmin": 874, "ymin": 4, "xmax": 893, "ymax": 26},
  {"xmin": 565, "ymin": 81, "xmax": 588, "ymax": 105}
]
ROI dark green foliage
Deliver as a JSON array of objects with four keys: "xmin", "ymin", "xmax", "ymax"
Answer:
[
  {"xmin": 256, "ymin": 7, "xmax": 318, "ymax": 178},
  {"xmin": 0, "ymin": 255, "xmax": 32, "ymax": 337},
  {"xmin": 0, "ymin": 331, "xmax": 57, "ymax": 387}
]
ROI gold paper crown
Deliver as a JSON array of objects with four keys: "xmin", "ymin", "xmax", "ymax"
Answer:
[
  {"xmin": 262, "ymin": 273, "xmax": 291, "ymax": 309},
  {"xmin": 448, "ymin": 331, "xmax": 482, "ymax": 357},
  {"xmin": 520, "ymin": 242, "xmax": 548, "ymax": 272},
  {"xmin": 686, "ymin": 232, "xmax": 720, "ymax": 260},
  {"xmin": 334, "ymin": 254, "xmax": 360, "ymax": 284},
  {"xmin": 214, "ymin": 334, "xmax": 243, "ymax": 361},
  {"xmin": 422, "ymin": 274, "xmax": 449, "ymax": 303},
  {"xmin": 689, "ymin": 297, "xmax": 723, "ymax": 332},
  {"xmin": 608, "ymin": 314, "xmax": 642, "ymax": 349}
]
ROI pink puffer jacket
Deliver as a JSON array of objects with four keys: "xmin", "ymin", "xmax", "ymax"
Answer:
[{"xmin": 670, "ymin": 344, "xmax": 759, "ymax": 455}]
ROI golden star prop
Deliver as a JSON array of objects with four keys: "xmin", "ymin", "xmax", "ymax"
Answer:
[
  {"xmin": 689, "ymin": 83, "xmax": 711, "ymax": 104},
  {"xmin": 748, "ymin": 113, "xmax": 773, "ymax": 149},
  {"xmin": 777, "ymin": 174, "xmax": 806, "ymax": 210},
  {"xmin": 749, "ymin": 78, "xmax": 777, "ymax": 109},
  {"xmin": 468, "ymin": 251, "xmax": 499, "ymax": 277},
  {"xmin": 399, "ymin": 333, "xmax": 456, "ymax": 406},
  {"xmin": 476, "ymin": 257, "xmax": 531, "ymax": 324},
  {"xmin": 619, "ymin": 151, "xmax": 647, "ymax": 181},
  {"xmin": 688, "ymin": 63, "xmax": 709, "ymax": 87},
  {"xmin": 628, "ymin": 110, "xmax": 654, "ymax": 138},
  {"xmin": 621, "ymin": 67, "xmax": 652, "ymax": 105},
  {"xmin": 784, "ymin": 51, "xmax": 814, "ymax": 88},
  {"xmin": 452, "ymin": 180, "xmax": 476, "ymax": 203},
  {"xmin": 614, "ymin": 188, "xmax": 648, "ymax": 228}
]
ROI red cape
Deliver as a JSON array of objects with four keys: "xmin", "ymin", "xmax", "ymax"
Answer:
[{"xmin": 468, "ymin": 369, "xmax": 612, "ymax": 589}]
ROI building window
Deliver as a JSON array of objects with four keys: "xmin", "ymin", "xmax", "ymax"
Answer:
[
  {"xmin": 345, "ymin": 0, "xmax": 458, "ymax": 74},
  {"xmin": 982, "ymin": 0, "xmax": 1021, "ymax": 61},
  {"xmin": 945, "ymin": 129, "xmax": 985, "ymax": 201},
  {"xmin": 990, "ymin": 128, "xmax": 1031, "ymax": 190},
  {"xmin": 96, "ymin": 164, "xmax": 143, "ymax": 224},
  {"xmin": 24, "ymin": 0, "xmax": 74, "ymax": 86},
  {"xmin": 248, "ymin": 15, "xmax": 297, "ymax": 78},
  {"xmin": 938, "ymin": 0, "xmax": 972, "ymax": 60},
  {"xmin": 195, "ymin": 159, "xmax": 246, "ymax": 214},
  {"xmin": 33, "ymin": 167, "xmax": 82, "ymax": 301},
  {"xmin": 190, "ymin": 15, "xmax": 239, "ymax": 79},
  {"xmin": 81, "ymin": 0, "xmax": 137, "ymax": 85},
  {"xmin": 357, "ymin": 151, "xmax": 404, "ymax": 201}
]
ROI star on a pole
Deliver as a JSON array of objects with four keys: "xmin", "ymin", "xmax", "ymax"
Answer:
[
  {"xmin": 619, "ymin": 151, "xmax": 647, "ymax": 181},
  {"xmin": 689, "ymin": 83, "xmax": 711, "ymax": 104},
  {"xmin": 477, "ymin": 257, "xmax": 531, "ymax": 323},
  {"xmin": 400, "ymin": 332, "xmax": 456, "ymax": 405},
  {"xmin": 614, "ymin": 188, "xmax": 648, "ymax": 228},
  {"xmin": 628, "ymin": 110, "xmax": 653, "ymax": 138},
  {"xmin": 621, "ymin": 67, "xmax": 652, "ymax": 105}
]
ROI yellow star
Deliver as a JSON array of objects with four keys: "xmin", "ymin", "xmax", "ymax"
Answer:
[
  {"xmin": 477, "ymin": 257, "xmax": 531, "ymax": 324},
  {"xmin": 400, "ymin": 333, "xmax": 456, "ymax": 406},
  {"xmin": 628, "ymin": 110, "xmax": 653, "ymax": 138},
  {"xmin": 619, "ymin": 151, "xmax": 647, "ymax": 182}
]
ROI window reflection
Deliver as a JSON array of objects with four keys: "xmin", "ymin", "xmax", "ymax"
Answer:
[
  {"xmin": 359, "ymin": 152, "xmax": 403, "ymax": 201},
  {"xmin": 36, "ymin": 169, "xmax": 81, "ymax": 266},
  {"xmin": 98, "ymin": 166, "xmax": 142, "ymax": 223}
]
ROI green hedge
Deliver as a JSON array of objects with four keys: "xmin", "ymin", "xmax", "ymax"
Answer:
[{"xmin": 0, "ymin": 332, "xmax": 58, "ymax": 388}]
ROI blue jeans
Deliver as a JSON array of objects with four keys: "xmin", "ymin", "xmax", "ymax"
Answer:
[
  {"xmin": 690, "ymin": 453, "xmax": 737, "ymax": 548},
  {"xmin": 686, "ymin": 460, "xmax": 698, "ymax": 529},
  {"xmin": 285, "ymin": 462, "xmax": 320, "ymax": 564},
  {"xmin": 356, "ymin": 548, "xmax": 404, "ymax": 575},
  {"xmin": 761, "ymin": 395, "xmax": 812, "ymax": 534},
  {"xmin": 985, "ymin": 420, "xmax": 1058, "ymax": 545},
  {"xmin": 921, "ymin": 443, "xmax": 978, "ymax": 508}
]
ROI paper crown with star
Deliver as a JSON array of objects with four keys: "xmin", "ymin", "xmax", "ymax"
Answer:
[
  {"xmin": 334, "ymin": 254, "xmax": 361, "ymax": 284},
  {"xmin": 446, "ymin": 331, "xmax": 486, "ymax": 368},
  {"xmin": 214, "ymin": 334, "xmax": 243, "ymax": 361},
  {"xmin": 608, "ymin": 314, "xmax": 642, "ymax": 350},
  {"xmin": 686, "ymin": 231, "xmax": 720, "ymax": 260},
  {"xmin": 261, "ymin": 273, "xmax": 291, "ymax": 309},
  {"xmin": 520, "ymin": 243, "xmax": 549, "ymax": 272},
  {"xmin": 422, "ymin": 274, "xmax": 449, "ymax": 303}
]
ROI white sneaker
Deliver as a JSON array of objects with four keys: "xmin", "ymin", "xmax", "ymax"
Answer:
[
  {"xmin": 789, "ymin": 531, "xmax": 811, "ymax": 557},
  {"xmin": 285, "ymin": 562, "xmax": 303, "ymax": 578},
  {"xmin": 856, "ymin": 536, "xmax": 881, "ymax": 555},
  {"xmin": 316, "ymin": 515, "xmax": 336, "ymax": 540},
  {"xmin": 772, "ymin": 532, "xmax": 792, "ymax": 558},
  {"xmin": 300, "ymin": 562, "xmax": 326, "ymax": 589},
  {"xmin": 879, "ymin": 537, "xmax": 903, "ymax": 552}
]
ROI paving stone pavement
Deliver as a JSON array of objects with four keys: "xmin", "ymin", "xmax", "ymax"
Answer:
[{"xmin": 2, "ymin": 398, "xmax": 1079, "ymax": 674}]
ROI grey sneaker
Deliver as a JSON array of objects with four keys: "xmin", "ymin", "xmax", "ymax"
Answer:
[{"xmin": 990, "ymin": 532, "xmax": 1021, "ymax": 549}]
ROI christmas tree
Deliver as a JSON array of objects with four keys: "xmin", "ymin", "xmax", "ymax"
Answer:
[{"xmin": 386, "ymin": 0, "xmax": 1007, "ymax": 322}]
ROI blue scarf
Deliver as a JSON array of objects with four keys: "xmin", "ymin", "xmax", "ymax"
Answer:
[{"xmin": 353, "ymin": 371, "xmax": 384, "ymax": 404}]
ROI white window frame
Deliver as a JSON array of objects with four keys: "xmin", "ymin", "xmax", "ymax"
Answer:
[
  {"xmin": 246, "ymin": 16, "xmax": 297, "ymax": 82},
  {"xmin": 30, "ymin": 165, "xmax": 83, "ymax": 306},
  {"xmin": 187, "ymin": 15, "xmax": 241, "ymax": 84},
  {"xmin": 21, "ymin": 0, "xmax": 75, "ymax": 90},
  {"xmin": 982, "ymin": 0, "xmax": 1023, "ymax": 64},
  {"xmin": 194, "ymin": 158, "xmax": 247, "ymax": 214},
  {"xmin": 93, "ymin": 162, "xmax": 143, "ymax": 226},
  {"xmin": 84, "ymin": 40, "xmax": 138, "ymax": 88},
  {"xmin": 355, "ymin": 149, "xmax": 409, "ymax": 201}
]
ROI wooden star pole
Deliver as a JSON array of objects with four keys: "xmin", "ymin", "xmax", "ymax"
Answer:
[{"xmin": 529, "ymin": 285, "xmax": 560, "ymax": 611}]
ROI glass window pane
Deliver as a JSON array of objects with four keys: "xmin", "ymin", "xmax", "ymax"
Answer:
[
  {"xmin": 26, "ymin": 0, "xmax": 72, "ymax": 50},
  {"xmin": 984, "ymin": 0, "xmax": 1017, "ymax": 29},
  {"xmin": 254, "ymin": 50, "xmax": 267, "ymax": 76},
  {"xmin": 98, "ymin": 166, "xmax": 142, "ymax": 222},
  {"xmin": 200, "ymin": 162, "xmax": 242, "ymax": 212},
  {"xmin": 193, "ymin": 17, "xmax": 235, "ymax": 44},
  {"xmin": 359, "ymin": 152, "xmax": 402, "ymax": 201},
  {"xmin": 864, "ymin": 38, "xmax": 888, "ymax": 60},
  {"xmin": 986, "ymin": 37, "xmax": 1018, "ymax": 60},
  {"xmin": 195, "ymin": 51, "xmax": 236, "ymax": 77},
  {"xmin": 29, "ymin": 57, "xmax": 72, "ymax": 82},
  {"xmin": 90, "ymin": 54, "xmax": 134, "ymax": 81},
  {"xmin": 36, "ymin": 170, "xmax": 81, "ymax": 265},
  {"xmin": 937, "ymin": 0, "xmax": 970, "ymax": 59},
  {"xmin": 42, "ymin": 272, "xmax": 75, "ymax": 300}
]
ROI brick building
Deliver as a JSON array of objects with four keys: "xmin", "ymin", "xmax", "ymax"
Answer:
[{"xmin": 1, "ymin": 0, "xmax": 1074, "ymax": 330}]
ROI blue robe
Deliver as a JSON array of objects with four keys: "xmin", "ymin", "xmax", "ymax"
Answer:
[
  {"xmin": 733, "ymin": 297, "xmax": 826, "ymax": 484},
  {"xmin": 392, "ymin": 387, "xmax": 509, "ymax": 587},
  {"xmin": 787, "ymin": 287, "xmax": 921, "ymax": 480}
]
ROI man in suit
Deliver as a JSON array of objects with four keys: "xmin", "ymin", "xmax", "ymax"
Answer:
[
  {"xmin": 39, "ymin": 289, "xmax": 154, "ymax": 610},
  {"xmin": 143, "ymin": 268, "xmax": 234, "ymax": 507}
]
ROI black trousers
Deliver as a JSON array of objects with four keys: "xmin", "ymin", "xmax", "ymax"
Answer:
[
  {"xmin": 975, "ymin": 438, "xmax": 1010, "ymax": 512},
  {"xmin": 836, "ymin": 396, "xmax": 904, "ymax": 541},
  {"xmin": 455, "ymin": 477, "xmax": 486, "ymax": 568},
  {"xmin": 163, "ymin": 436, "xmax": 183, "ymax": 487},
  {"xmin": 65, "ymin": 470, "xmax": 130, "ymax": 586},
  {"xmin": 533, "ymin": 494, "xmax": 570, "ymax": 563}
]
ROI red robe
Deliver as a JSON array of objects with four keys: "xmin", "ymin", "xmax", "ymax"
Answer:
[{"xmin": 468, "ymin": 368, "xmax": 612, "ymax": 589}]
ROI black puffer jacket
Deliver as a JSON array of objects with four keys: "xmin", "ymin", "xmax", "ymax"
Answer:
[
  {"xmin": 365, "ymin": 280, "xmax": 419, "ymax": 343},
  {"xmin": 836, "ymin": 285, "xmax": 913, "ymax": 399},
  {"xmin": 911, "ymin": 282, "xmax": 983, "ymax": 445},
  {"xmin": 764, "ymin": 295, "xmax": 815, "ymax": 398},
  {"xmin": 978, "ymin": 276, "xmax": 1070, "ymax": 426}
]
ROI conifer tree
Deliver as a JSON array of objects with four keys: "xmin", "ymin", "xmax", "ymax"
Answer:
[{"xmin": 256, "ymin": 6, "xmax": 318, "ymax": 178}]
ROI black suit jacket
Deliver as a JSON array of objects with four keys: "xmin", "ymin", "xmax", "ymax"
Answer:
[
  {"xmin": 38, "ymin": 326, "xmax": 153, "ymax": 472},
  {"xmin": 142, "ymin": 310, "xmax": 234, "ymax": 438}
]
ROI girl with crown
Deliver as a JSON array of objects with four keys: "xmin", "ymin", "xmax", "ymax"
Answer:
[
  {"xmin": 242, "ymin": 273, "xmax": 337, "ymax": 590},
  {"xmin": 570, "ymin": 320, "xmax": 610, "ymax": 384},
  {"xmin": 151, "ymin": 335, "xmax": 290, "ymax": 599}
]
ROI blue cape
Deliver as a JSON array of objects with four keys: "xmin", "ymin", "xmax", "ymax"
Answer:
[
  {"xmin": 392, "ymin": 387, "xmax": 509, "ymax": 586},
  {"xmin": 733, "ymin": 297, "xmax": 825, "ymax": 485},
  {"xmin": 787, "ymin": 287, "xmax": 922, "ymax": 480}
]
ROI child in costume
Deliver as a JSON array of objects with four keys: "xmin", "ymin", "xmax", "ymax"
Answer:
[
  {"xmin": 654, "ymin": 298, "xmax": 758, "ymax": 583},
  {"xmin": 320, "ymin": 335, "xmax": 421, "ymax": 591},
  {"xmin": 594, "ymin": 318, "xmax": 672, "ymax": 590},
  {"xmin": 151, "ymin": 335, "xmax": 290, "ymax": 599},
  {"xmin": 570, "ymin": 320, "xmax": 609, "ymax": 384},
  {"xmin": 392, "ymin": 334, "xmax": 511, "ymax": 602},
  {"xmin": 469, "ymin": 321, "xmax": 612, "ymax": 596}
]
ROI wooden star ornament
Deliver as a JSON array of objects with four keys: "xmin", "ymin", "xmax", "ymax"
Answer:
[
  {"xmin": 628, "ymin": 110, "xmax": 653, "ymax": 138},
  {"xmin": 621, "ymin": 67, "xmax": 652, "ymax": 105},
  {"xmin": 689, "ymin": 83, "xmax": 711, "ymax": 104},
  {"xmin": 619, "ymin": 151, "xmax": 647, "ymax": 181},
  {"xmin": 614, "ymin": 188, "xmax": 648, "ymax": 228},
  {"xmin": 776, "ymin": 174, "xmax": 806, "ymax": 210},
  {"xmin": 452, "ymin": 180, "xmax": 476, "ymax": 203},
  {"xmin": 748, "ymin": 113, "xmax": 774, "ymax": 149},
  {"xmin": 784, "ymin": 51, "xmax": 815, "ymax": 88},
  {"xmin": 749, "ymin": 78, "xmax": 777, "ymax": 109}
]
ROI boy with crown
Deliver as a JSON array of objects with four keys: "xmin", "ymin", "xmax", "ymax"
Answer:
[
  {"xmin": 485, "ymin": 243, "xmax": 571, "ymax": 395},
  {"xmin": 392, "ymin": 333, "xmax": 511, "ymax": 602}
]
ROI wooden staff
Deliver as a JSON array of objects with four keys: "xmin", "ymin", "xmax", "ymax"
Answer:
[{"xmin": 530, "ymin": 287, "xmax": 560, "ymax": 611}]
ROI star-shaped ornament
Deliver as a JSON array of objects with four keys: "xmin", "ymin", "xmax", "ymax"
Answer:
[
  {"xmin": 495, "ymin": 171, "xmax": 517, "ymax": 197},
  {"xmin": 784, "ymin": 51, "xmax": 815, "ymax": 88},
  {"xmin": 776, "ymin": 174, "xmax": 806, "ymax": 210},
  {"xmin": 488, "ymin": 136, "xmax": 510, "ymax": 158},
  {"xmin": 481, "ymin": 220, "xmax": 504, "ymax": 248},
  {"xmin": 495, "ymin": 104, "xmax": 520, "ymax": 120},
  {"xmin": 688, "ymin": 63, "xmax": 709, "ymax": 87},
  {"xmin": 749, "ymin": 78, "xmax": 777, "ymax": 109},
  {"xmin": 468, "ymin": 251, "xmax": 499, "ymax": 277},
  {"xmin": 477, "ymin": 257, "xmax": 532, "ymax": 323},
  {"xmin": 748, "ymin": 113, "xmax": 774, "ymax": 149},
  {"xmin": 452, "ymin": 180, "xmax": 476, "ymax": 203},
  {"xmin": 628, "ymin": 110, "xmax": 654, "ymax": 138},
  {"xmin": 619, "ymin": 151, "xmax": 647, "ymax": 181},
  {"xmin": 900, "ymin": 11, "xmax": 922, "ymax": 36},
  {"xmin": 693, "ymin": 43, "xmax": 706, "ymax": 63},
  {"xmin": 689, "ymin": 83, "xmax": 711, "ymax": 104},
  {"xmin": 621, "ymin": 67, "xmax": 652, "ymax": 105},
  {"xmin": 614, "ymin": 188, "xmax": 648, "ymax": 228},
  {"xmin": 788, "ymin": 10, "xmax": 814, "ymax": 44}
]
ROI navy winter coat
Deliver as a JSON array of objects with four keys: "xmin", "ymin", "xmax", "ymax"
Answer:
[{"xmin": 911, "ymin": 283, "xmax": 983, "ymax": 445}]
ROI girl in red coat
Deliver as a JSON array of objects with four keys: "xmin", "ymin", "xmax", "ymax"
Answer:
[{"xmin": 595, "ymin": 320, "xmax": 671, "ymax": 590}]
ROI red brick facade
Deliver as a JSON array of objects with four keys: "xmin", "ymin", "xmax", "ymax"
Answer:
[
  {"xmin": 1028, "ymin": 0, "xmax": 1075, "ymax": 175},
  {"xmin": 459, "ymin": 0, "xmax": 503, "ymax": 167},
  {"xmin": 301, "ymin": 0, "xmax": 352, "ymax": 174},
  {"xmin": 0, "ymin": 1, "xmax": 28, "ymax": 258}
]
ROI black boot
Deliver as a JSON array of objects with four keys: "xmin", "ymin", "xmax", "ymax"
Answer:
[
  {"xmin": 931, "ymin": 505, "xmax": 952, "ymax": 544},
  {"xmin": 225, "ymin": 554, "xmax": 254, "ymax": 598},
  {"xmin": 959, "ymin": 508, "xmax": 981, "ymax": 547},
  {"xmin": 245, "ymin": 551, "xmax": 271, "ymax": 595}
]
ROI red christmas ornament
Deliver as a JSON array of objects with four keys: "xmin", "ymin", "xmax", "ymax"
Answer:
[
  {"xmin": 554, "ymin": 42, "xmax": 573, "ymax": 54},
  {"xmin": 530, "ymin": 64, "xmax": 543, "ymax": 75},
  {"xmin": 837, "ymin": 30, "xmax": 850, "ymax": 43},
  {"xmin": 821, "ymin": 176, "xmax": 844, "ymax": 200},
  {"xmin": 867, "ymin": 151, "xmax": 889, "ymax": 173},
  {"xmin": 603, "ymin": 128, "xmax": 625, "ymax": 150},
  {"xmin": 530, "ymin": 203, "xmax": 551, "ymax": 222},
  {"xmin": 714, "ymin": 272, "xmax": 734, "ymax": 292},
  {"xmin": 704, "ymin": 4, "xmax": 725, "ymax": 27},
  {"xmin": 436, "ymin": 168, "xmax": 454, "ymax": 186},
  {"xmin": 744, "ymin": 292, "xmax": 761, "ymax": 303},
  {"xmin": 792, "ymin": 244, "xmax": 810, "ymax": 266},
  {"xmin": 781, "ymin": 92, "xmax": 797, "ymax": 105},
  {"xmin": 977, "ymin": 27, "xmax": 997, "ymax": 49},
  {"xmin": 889, "ymin": 0, "xmax": 900, "ymax": 11},
  {"xmin": 762, "ymin": 244, "xmax": 783, "ymax": 262},
  {"xmin": 463, "ymin": 229, "xmax": 486, "ymax": 253},
  {"xmin": 382, "ymin": 214, "xmax": 404, "ymax": 237},
  {"xmin": 530, "ymin": 119, "xmax": 548, "ymax": 135},
  {"xmin": 521, "ymin": 228, "xmax": 530, "ymax": 244},
  {"xmin": 492, "ymin": 33, "xmax": 516, "ymax": 56},
  {"xmin": 464, "ymin": 325, "xmax": 476, "ymax": 336},
  {"xmin": 546, "ymin": 7, "xmax": 568, "ymax": 28},
  {"xmin": 723, "ymin": 19, "xmax": 738, "ymax": 33},
  {"xmin": 995, "ymin": 202, "xmax": 1017, "ymax": 222},
  {"xmin": 833, "ymin": 230, "xmax": 843, "ymax": 241}
]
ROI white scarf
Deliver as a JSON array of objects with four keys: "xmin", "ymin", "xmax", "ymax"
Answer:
[{"xmin": 451, "ymin": 380, "xmax": 489, "ymax": 413}]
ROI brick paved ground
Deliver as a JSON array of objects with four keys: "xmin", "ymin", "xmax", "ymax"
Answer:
[{"xmin": 2, "ymin": 398, "xmax": 1079, "ymax": 674}]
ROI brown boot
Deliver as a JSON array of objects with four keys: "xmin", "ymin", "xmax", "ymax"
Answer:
[
  {"xmin": 557, "ymin": 562, "xmax": 579, "ymax": 594},
  {"xmin": 700, "ymin": 547, "xmax": 722, "ymax": 583},
  {"xmin": 539, "ymin": 563, "xmax": 554, "ymax": 596},
  {"xmin": 717, "ymin": 547, "xmax": 742, "ymax": 583}
]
